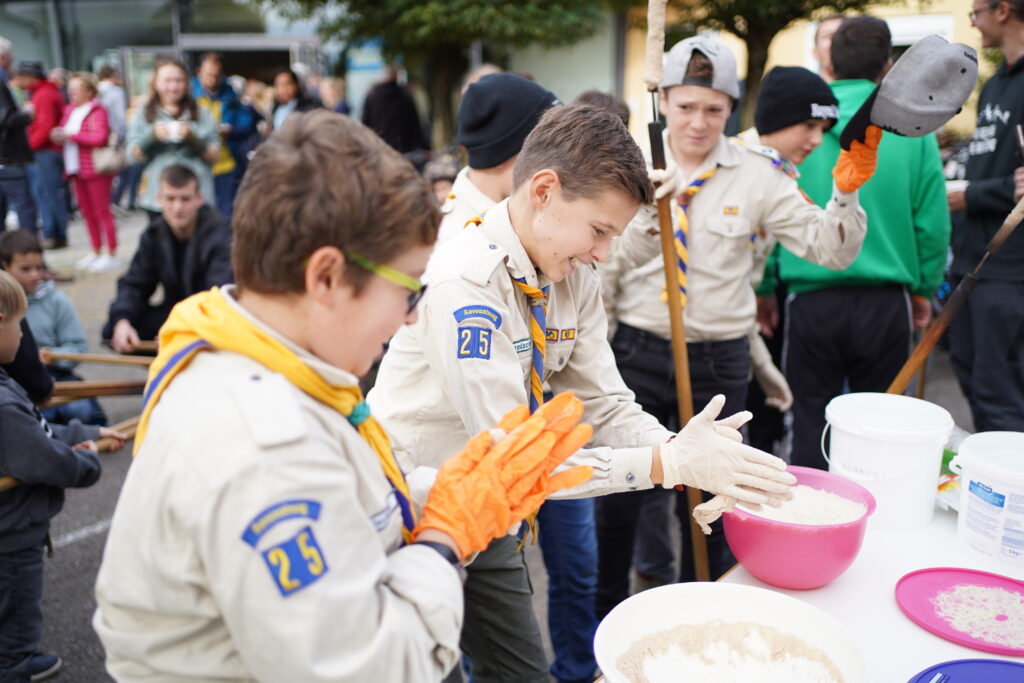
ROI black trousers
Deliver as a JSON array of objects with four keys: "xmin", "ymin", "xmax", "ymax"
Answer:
[
  {"xmin": 595, "ymin": 323, "xmax": 749, "ymax": 619},
  {"xmin": 784, "ymin": 285, "xmax": 911, "ymax": 470},
  {"xmin": 949, "ymin": 278, "xmax": 1024, "ymax": 432}
]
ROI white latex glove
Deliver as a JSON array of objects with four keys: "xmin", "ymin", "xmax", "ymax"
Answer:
[
  {"xmin": 660, "ymin": 395, "xmax": 796, "ymax": 506},
  {"xmin": 753, "ymin": 360, "xmax": 793, "ymax": 411},
  {"xmin": 649, "ymin": 164, "xmax": 684, "ymax": 201},
  {"xmin": 748, "ymin": 329, "xmax": 793, "ymax": 411}
]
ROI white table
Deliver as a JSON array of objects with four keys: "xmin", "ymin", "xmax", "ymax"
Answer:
[{"xmin": 720, "ymin": 507, "xmax": 1024, "ymax": 681}]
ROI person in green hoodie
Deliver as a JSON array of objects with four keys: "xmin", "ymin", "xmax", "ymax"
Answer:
[{"xmin": 766, "ymin": 15, "xmax": 950, "ymax": 470}]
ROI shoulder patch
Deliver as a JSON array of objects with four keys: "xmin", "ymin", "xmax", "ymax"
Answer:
[
  {"xmin": 230, "ymin": 371, "xmax": 307, "ymax": 448},
  {"xmin": 456, "ymin": 325, "xmax": 492, "ymax": 360},
  {"xmin": 261, "ymin": 525, "xmax": 328, "ymax": 596},
  {"xmin": 242, "ymin": 499, "xmax": 322, "ymax": 547},
  {"xmin": 454, "ymin": 304, "xmax": 502, "ymax": 329}
]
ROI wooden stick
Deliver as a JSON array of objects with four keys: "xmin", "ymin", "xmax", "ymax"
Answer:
[
  {"xmin": 131, "ymin": 340, "xmax": 159, "ymax": 353},
  {"xmin": 646, "ymin": 0, "xmax": 709, "ymax": 583},
  {"xmin": 46, "ymin": 351, "xmax": 153, "ymax": 367},
  {"xmin": 51, "ymin": 379, "xmax": 146, "ymax": 399},
  {"xmin": 0, "ymin": 415, "xmax": 141, "ymax": 493},
  {"xmin": 888, "ymin": 194, "xmax": 1024, "ymax": 394}
]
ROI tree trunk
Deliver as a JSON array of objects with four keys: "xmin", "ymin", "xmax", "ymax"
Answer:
[
  {"xmin": 429, "ymin": 49, "xmax": 465, "ymax": 150},
  {"xmin": 740, "ymin": 31, "xmax": 774, "ymax": 131}
]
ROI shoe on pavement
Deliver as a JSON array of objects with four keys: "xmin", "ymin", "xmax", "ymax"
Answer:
[
  {"xmin": 74, "ymin": 252, "xmax": 100, "ymax": 270},
  {"xmin": 89, "ymin": 254, "xmax": 122, "ymax": 272},
  {"xmin": 28, "ymin": 653, "xmax": 62, "ymax": 681},
  {"xmin": 40, "ymin": 237, "xmax": 68, "ymax": 250}
]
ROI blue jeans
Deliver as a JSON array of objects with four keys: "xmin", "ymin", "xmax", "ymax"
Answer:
[
  {"xmin": 0, "ymin": 544, "xmax": 45, "ymax": 683},
  {"xmin": 213, "ymin": 170, "xmax": 239, "ymax": 221},
  {"xmin": 112, "ymin": 163, "xmax": 142, "ymax": 208},
  {"xmin": 0, "ymin": 168, "xmax": 38, "ymax": 234},
  {"xmin": 537, "ymin": 499, "xmax": 597, "ymax": 683},
  {"xmin": 26, "ymin": 151, "xmax": 67, "ymax": 241},
  {"xmin": 633, "ymin": 488, "xmax": 675, "ymax": 583}
]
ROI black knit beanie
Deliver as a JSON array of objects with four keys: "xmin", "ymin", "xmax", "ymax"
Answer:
[
  {"xmin": 457, "ymin": 74, "xmax": 560, "ymax": 169},
  {"xmin": 755, "ymin": 66, "xmax": 839, "ymax": 135}
]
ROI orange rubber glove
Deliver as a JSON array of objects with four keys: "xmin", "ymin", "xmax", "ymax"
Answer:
[
  {"xmin": 414, "ymin": 392, "xmax": 594, "ymax": 560},
  {"xmin": 833, "ymin": 124, "xmax": 883, "ymax": 193}
]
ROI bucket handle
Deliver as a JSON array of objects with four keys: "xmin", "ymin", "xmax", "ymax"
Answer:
[
  {"xmin": 948, "ymin": 454, "xmax": 963, "ymax": 475},
  {"xmin": 820, "ymin": 421, "xmax": 831, "ymax": 467}
]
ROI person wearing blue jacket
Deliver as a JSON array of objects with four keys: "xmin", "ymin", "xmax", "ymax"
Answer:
[
  {"xmin": 192, "ymin": 53, "xmax": 256, "ymax": 220},
  {"xmin": 0, "ymin": 268, "xmax": 116, "ymax": 682}
]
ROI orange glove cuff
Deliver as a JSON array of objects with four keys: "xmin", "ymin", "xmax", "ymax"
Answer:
[{"xmin": 833, "ymin": 125, "xmax": 882, "ymax": 193}]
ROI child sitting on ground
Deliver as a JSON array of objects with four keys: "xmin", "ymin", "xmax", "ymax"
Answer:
[
  {"xmin": 0, "ymin": 269, "xmax": 122, "ymax": 682},
  {"xmin": 0, "ymin": 230, "xmax": 107, "ymax": 425}
]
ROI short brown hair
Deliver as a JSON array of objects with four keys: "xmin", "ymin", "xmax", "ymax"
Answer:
[
  {"xmin": 512, "ymin": 104, "xmax": 653, "ymax": 205},
  {"xmin": 573, "ymin": 90, "xmax": 630, "ymax": 126},
  {"xmin": 0, "ymin": 230, "xmax": 42, "ymax": 265},
  {"xmin": 0, "ymin": 270, "xmax": 27, "ymax": 319},
  {"xmin": 232, "ymin": 110, "xmax": 439, "ymax": 295},
  {"xmin": 159, "ymin": 164, "xmax": 199, "ymax": 191}
]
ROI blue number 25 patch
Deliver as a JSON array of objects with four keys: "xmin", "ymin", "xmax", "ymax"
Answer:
[
  {"xmin": 456, "ymin": 326, "xmax": 492, "ymax": 360},
  {"xmin": 261, "ymin": 525, "xmax": 329, "ymax": 597}
]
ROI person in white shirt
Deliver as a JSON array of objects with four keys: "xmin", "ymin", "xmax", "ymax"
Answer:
[{"xmin": 369, "ymin": 103, "xmax": 796, "ymax": 683}]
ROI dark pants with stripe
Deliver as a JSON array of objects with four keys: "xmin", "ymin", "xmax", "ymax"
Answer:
[
  {"xmin": 784, "ymin": 285, "xmax": 912, "ymax": 470},
  {"xmin": 595, "ymin": 324, "xmax": 748, "ymax": 619},
  {"xmin": 949, "ymin": 278, "xmax": 1024, "ymax": 432}
]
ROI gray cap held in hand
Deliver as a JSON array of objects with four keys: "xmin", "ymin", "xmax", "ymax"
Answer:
[
  {"xmin": 871, "ymin": 35, "xmax": 978, "ymax": 137},
  {"xmin": 660, "ymin": 35, "xmax": 740, "ymax": 101}
]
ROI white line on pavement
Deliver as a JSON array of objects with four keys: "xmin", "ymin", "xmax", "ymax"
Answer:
[{"xmin": 53, "ymin": 519, "xmax": 112, "ymax": 549}]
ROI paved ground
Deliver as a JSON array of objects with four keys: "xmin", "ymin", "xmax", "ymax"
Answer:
[{"xmin": 27, "ymin": 210, "xmax": 974, "ymax": 681}]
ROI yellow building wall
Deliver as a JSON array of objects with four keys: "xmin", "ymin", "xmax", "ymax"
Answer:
[{"xmin": 625, "ymin": 0, "xmax": 986, "ymax": 144}]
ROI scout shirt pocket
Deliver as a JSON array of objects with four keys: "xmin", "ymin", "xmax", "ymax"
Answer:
[{"xmin": 704, "ymin": 215, "xmax": 753, "ymax": 270}]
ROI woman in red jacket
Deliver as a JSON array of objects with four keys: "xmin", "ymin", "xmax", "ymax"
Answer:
[{"xmin": 50, "ymin": 73, "xmax": 119, "ymax": 272}]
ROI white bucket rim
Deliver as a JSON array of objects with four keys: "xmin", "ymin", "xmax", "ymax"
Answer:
[
  {"xmin": 955, "ymin": 431, "xmax": 1024, "ymax": 485},
  {"xmin": 825, "ymin": 393, "xmax": 953, "ymax": 443}
]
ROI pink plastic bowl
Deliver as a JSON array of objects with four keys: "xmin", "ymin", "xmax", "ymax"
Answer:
[{"xmin": 722, "ymin": 466, "xmax": 876, "ymax": 590}]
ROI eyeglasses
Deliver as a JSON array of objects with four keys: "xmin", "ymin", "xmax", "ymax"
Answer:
[
  {"xmin": 345, "ymin": 251, "xmax": 427, "ymax": 314},
  {"xmin": 969, "ymin": 2, "xmax": 1000, "ymax": 21}
]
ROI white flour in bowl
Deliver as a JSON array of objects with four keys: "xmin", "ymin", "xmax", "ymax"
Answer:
[
  {"xmin": 738, "ymin": 484, "xmax": 866, "ymax": 525},
  {"xmin": 615, "ymin": 619, "xmax": 844, "ymax": 683}
]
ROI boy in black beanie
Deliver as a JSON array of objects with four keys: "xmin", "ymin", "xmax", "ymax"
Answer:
[
  {"xmin": 437, "ymin": 73, "xmax": 559, "ymax": 243},
  {"xmin": 738, "ymin": 66, "xmax": 839, "ymax": 454}
]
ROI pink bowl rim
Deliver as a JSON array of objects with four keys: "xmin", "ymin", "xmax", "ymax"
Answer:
[{"xmin": 726, "ymin": 465, "xmax": 877, "ymax": 530}]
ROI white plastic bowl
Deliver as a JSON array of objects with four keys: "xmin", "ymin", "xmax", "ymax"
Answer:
[{"xmin": 594, "ymin": 582, "xmax": 867, "ymax": 683}]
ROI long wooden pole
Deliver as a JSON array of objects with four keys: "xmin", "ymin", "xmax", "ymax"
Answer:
[
  {"xmin": 645, "ymin": 0, "xmax": 709, "ymax": 582},
  {"xmin": 51, "ymin": 379, "xmax": 146, "ymax": 399},
  {"xmin": 888, "ymin": 194, "xmax": 1024, "ymax": 394},
  {"xmin": 46, "ymin": 351, "xmax": 153, "ymax": 367},
  {"xmin": 0, "ymin": 415, "xmax": 140, "ymax": 493}
]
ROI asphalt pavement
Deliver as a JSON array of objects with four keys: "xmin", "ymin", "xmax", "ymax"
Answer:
[{"xmin": 26, "ymin": 209, "xmax": 974, "ymax": 682}]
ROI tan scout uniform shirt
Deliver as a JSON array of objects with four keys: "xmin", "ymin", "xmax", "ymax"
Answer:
[
  {"xmin": 368, "ymin": 200, "xmax": 673, "ymax": 496},
  {"xmin": 94, "ymin": 287, "xmax": 462, "ymax": 683},
  {"xmin": 602, "ymin": 134, "xmax": 866, "ymax": 342},
  {"xmin": 436, "ymin": 167, "xmax": 496, "ymax": 243}
]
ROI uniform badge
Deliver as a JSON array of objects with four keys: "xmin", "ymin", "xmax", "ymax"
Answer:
[
  {"xmin": 545, "ymin": 328, "xmax": 560, "ymax": 342},
  {"xmin": 242, "ymin": 499, "xmax": 329, "ymax": 598},
  {"xmin": 723, "ymin": 206, "xmax": 739, "ymax": 215},
  {"xmin": 453, "ymin": 305, "xmax": 502, "ymax": 329},
  {"xmin": 456, "ymin": 326, "xmax": 492, "ymax": 359},
  {"xmin": 560, "ymin": 329, "xmax": 576, "ymax": 341}
]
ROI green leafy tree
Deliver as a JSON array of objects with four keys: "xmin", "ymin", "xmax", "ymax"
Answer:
[
  {"xmin": 665, "ymin": 0, "xmax": 910, "ymax": 128},
  {"xmin": 257, "ymin": 0, "xmax": 607, "ymax": 146}
]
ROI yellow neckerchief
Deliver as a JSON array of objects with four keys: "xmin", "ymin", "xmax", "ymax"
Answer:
[{"xmin": 135, "ymin": 288, "xmax": 417, "ymax": 541}]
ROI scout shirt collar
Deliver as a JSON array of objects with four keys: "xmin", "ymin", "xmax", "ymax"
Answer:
[
  {"xmin": 662, "ymin": 128, "xmax": 742, "ymax": 184},
  {"xmin": 218, "ymin": 284, "xmax": 361, "ymax": 388},
  {"xmin": 443, "ymin": 166, "xmax": 496, "ymax": 221},
  {"xmin": 477, "ymin": 198, "xmax": 551, "ymax": 290}
]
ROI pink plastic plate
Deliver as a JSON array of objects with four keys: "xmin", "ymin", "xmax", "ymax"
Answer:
[{"xmin": 895, "ymin": 567, "xmax": 1024, "ymax": 656}]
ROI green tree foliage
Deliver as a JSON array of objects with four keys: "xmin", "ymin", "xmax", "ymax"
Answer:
[
  {"xmin": 664, "ymin": 0, "xmax": 910, "ymax": 128},
  {"xmin": 257, "ymin": 0, "xmax": 606, "ymax": 146}
]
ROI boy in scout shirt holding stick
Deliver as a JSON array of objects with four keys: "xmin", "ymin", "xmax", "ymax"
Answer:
[
  {"xmin": 595, "ymin": 34, "xmax": 876, "ymax": 616},
  {"xmin": 368, "ymin": 103, "xmax": 796, "ymax": 682}
]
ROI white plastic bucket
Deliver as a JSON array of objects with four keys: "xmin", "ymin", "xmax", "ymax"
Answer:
[
  {"xmin": 823, "ymin": 393, "xmax": 953, "ymax": 532},
  {"xmin": 950, "ymin": 432, "xmax": 1024, "ymax": 580}
]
